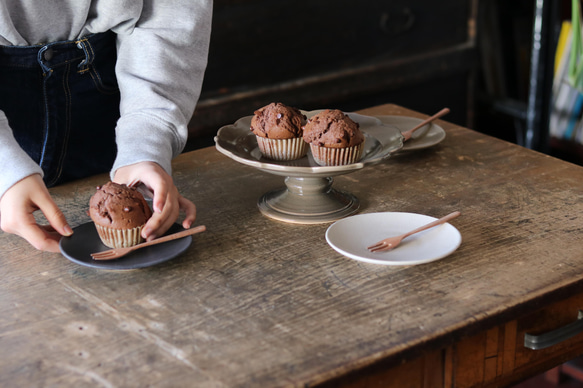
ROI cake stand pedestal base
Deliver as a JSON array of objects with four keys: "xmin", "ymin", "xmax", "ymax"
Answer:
[{"xmin": 257, "ymin": 176, "xmax": 359, "ymax": 224}]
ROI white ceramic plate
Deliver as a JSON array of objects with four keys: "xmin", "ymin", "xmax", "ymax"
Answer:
[
  {"xmin": 376, "ymin": 115, "xmax": 446, "ymax": 151},
  {"xmin": 326, "ymin": 212, "xmax": 462, "ymax": 265}
]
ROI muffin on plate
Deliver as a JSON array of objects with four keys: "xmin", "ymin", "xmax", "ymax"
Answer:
[
  {"xmin": 250, "ymin": 102, "xmax": 308, "ymax": 161},
  {"xmin": 302, "ymin": 109, "xmax": 365, "ymax": 166},
  {"xmin": 88, "ymin": 182, "xmax": 153, "ymax": 248}
]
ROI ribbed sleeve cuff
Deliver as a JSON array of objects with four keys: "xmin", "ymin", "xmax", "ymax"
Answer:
[
  {"xmin": 110, "ymin": 113, "xmax": 183, "ymax": 180},
  {"xmin": 0, "ymin": 113, "xmax": 44, "ymax": 200}
]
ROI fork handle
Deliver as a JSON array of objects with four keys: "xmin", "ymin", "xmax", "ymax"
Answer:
[
  {"xmin": 401, "ymin": 108, "xmax": 450, "ymax": 141},
  {"xmin": 136, "ymin": 225, "xmax": 207, "ymax": 249},
  {"xmin": 402, "ymin": 211, "xmax": 460, "ymax": 239}
]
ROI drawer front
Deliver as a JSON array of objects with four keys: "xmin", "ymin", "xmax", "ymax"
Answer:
[
  {"xmin": 514, "ymin": 293, "xmax": 583, "ymax": 370},
  {"xmin": 203, "ymin": 0, "xmax": 472, "ymax": 94},
  {"xmin": 450, "ymin": 293, "xmax": 583, "ymax": 388}
]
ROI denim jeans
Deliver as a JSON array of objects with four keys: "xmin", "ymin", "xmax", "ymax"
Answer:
[{"xmin": 0, "ymin": 32, "xmax": 119, "ymax": 187}]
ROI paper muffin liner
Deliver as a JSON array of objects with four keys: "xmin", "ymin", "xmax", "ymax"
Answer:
[
  {"xmin": 309, "ymin": 142, "xmax": 365, "ymax": 166},
  {"xmin": 94, "ymin": 224, "xmax": 145, "ymax": 249},
  {"xmin": 256, "ymin": 136, "xmax": 308, "ymax": 161}
]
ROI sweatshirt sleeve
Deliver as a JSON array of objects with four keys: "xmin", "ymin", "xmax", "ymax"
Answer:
[
  {"xmin": 0, "ymin": 111, "xmax": 44, "ymax": 200},
  {"xmin": 110, "ymin": 0, "xmax": 212, "ymax": 179}
]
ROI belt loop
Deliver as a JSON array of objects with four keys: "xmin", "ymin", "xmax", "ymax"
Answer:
[
  {"xmin": 37, "ymin": 45, "xmax": 53, "ymax": 76},
  {"xmin": 75, "ymin": 36, "xmax": 96, "ymax": 72}
]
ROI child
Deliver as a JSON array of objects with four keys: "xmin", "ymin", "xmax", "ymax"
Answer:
[{"xmin": 0, "ymin": 0, "xmax": 212, "ymax": 252}]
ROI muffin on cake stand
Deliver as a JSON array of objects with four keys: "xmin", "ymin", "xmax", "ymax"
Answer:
[{"xmin": 215, "ymin": 111, "xmax": 404, "ymax": 224}]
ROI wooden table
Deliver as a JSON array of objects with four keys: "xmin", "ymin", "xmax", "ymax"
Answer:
[{"xmin": 2, "ymin": 104, "xmax": 583, "ymax": 387}]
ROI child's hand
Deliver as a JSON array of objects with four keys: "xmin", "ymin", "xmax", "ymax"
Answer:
[
  {"xmin": 0, "ymin": 174, "xmax": 73, "ymax": 252},
  {"xmin": 113, "ymin": 162, "xmax": 196, "ymax": 241}
]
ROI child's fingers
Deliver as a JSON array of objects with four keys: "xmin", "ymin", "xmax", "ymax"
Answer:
[
  {"xmin": 143, "ymin": 190, "xmax": 179, "ymax": 240},
  {"xmin": 151, "ymin": 181, "xmax": 168, "ymax": 214},
  {"xmin": 17, "ymin": 223, "xmax": 62, "ymax": 252},
  {"xmin": 0, "ymin": 174, "xmax": 71, "ymax": 252},
  {"xmin": 178, "ymin": 195, "xmax": 196, "ymax": 229},
  {"xmin": 36, "ymin": 192, "xmax": 73, "ymax": 237}
]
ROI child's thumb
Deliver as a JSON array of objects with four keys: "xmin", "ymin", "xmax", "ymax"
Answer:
[{"xmin": 40, "ymin": 197, "xmax": 73, "ymax": 237}]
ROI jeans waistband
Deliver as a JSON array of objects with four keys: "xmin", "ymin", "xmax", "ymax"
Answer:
[{"xmin": 0, "ymin": 31, "xmax": 116, "ymax": 72}]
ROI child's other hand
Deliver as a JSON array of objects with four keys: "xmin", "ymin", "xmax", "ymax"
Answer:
[
  {"xmin": 0, "ymin": 174, "xmax": 73, "ymax": 252},
  {"xmin": 113, "ymin": 162, "xmax": 196, "ymax": 241}
]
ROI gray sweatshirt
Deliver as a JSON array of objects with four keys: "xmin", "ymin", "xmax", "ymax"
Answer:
[{"xmin": 0, "ymin": 0, "xmax": 212, "ymax": 198}]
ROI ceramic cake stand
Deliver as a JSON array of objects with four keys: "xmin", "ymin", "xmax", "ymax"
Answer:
[{"xmin": 214, "ymin": 111, "xmax": 404, "ymax": 224}]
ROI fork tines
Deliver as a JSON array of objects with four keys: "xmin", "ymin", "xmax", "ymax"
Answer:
[
  {"xmin": 367, "ymin": 242, "xmax": 395, "ymax": 252},
  {"xmin": 90, "ymin": 250, "xmax": 119, "ymax": 260}
]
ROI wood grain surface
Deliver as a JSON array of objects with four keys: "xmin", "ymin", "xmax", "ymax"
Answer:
[{"xmin": 2, "ymin": 104, "xmax": 583, "ymax": 387}]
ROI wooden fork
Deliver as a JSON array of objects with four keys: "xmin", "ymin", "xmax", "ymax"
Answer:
[
  {"xmin": 367, "ymin": 211, "xmax": 460, "ymax": 253},
  {"xmin": 91, "ymin": 225, "xmax": 206, "ymax": 260}
]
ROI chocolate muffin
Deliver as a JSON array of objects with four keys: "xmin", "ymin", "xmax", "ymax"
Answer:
[
  {"xmin": 89, "ymin": 182, "xmax": 153, "ymax": 248},
  {"xmin": 302, "ymin": 109, "xmax": 365, "ymax": 166},
  {"xmin": 250, "ymin": 102, "xmax": 308, "ymax": 160}
]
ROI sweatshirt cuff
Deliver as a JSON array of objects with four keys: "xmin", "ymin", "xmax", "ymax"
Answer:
[
  {"xmin": 0, "ymin": 114, "xmax": 44, "ymax": 200},
  {"xmin": 0, "ymin": 148, "xmax": 44, "ymax": 201},
  {"xmin": 110, "ymin": 113, "xmax": 183, "ymax": 180}
]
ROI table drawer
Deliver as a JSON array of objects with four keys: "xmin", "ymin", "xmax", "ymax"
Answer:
[
  {"xmin": 514, "ymin": 293, "xmax": 583, "ymax": 370},
  {"xmin": 451, "ymin": 292, "xmax": 583, "ymax": 388}
]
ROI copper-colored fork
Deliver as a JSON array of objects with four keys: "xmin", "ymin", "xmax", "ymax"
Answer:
[
  {"xmin": 401, "ymin": 107, "xmax": 450, "ymax": 141},
  {"xmin": 367, "ymin": 211, "xmax": 460, "ymax": 253},
  {"xmin": 91, "ymin": 225, "xmax": 206, "ymax": 260}
]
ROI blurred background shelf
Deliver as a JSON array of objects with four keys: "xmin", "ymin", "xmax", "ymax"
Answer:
[{"xmin": 467, "ymin": 0, "xmax": 583, "ymax": 165}]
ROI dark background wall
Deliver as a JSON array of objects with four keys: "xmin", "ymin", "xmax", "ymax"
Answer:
[{"xmin": 188, "ymin": 0, "xmax": 477, "ymax": 150}]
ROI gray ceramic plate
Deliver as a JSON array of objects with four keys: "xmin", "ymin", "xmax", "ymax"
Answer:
[
  {"xmin": 214, "ymin": 111, "xmax": 404, "ymax": 178},
  {"xmin": 59, "ymin": 222, "xmax": 192, "ymax": 270},
  {"xmin": 214, "ymin": 111, "xmax": 405, "ymax": 224},
  {"xmin": 376, "ymin": 115, "xmax": 446, "ymax": 151}
]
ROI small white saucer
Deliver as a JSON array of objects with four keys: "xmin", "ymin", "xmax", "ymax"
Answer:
[{"xmin": 326, "ymin": 212, "xmax": 462, "ymax": 265}]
